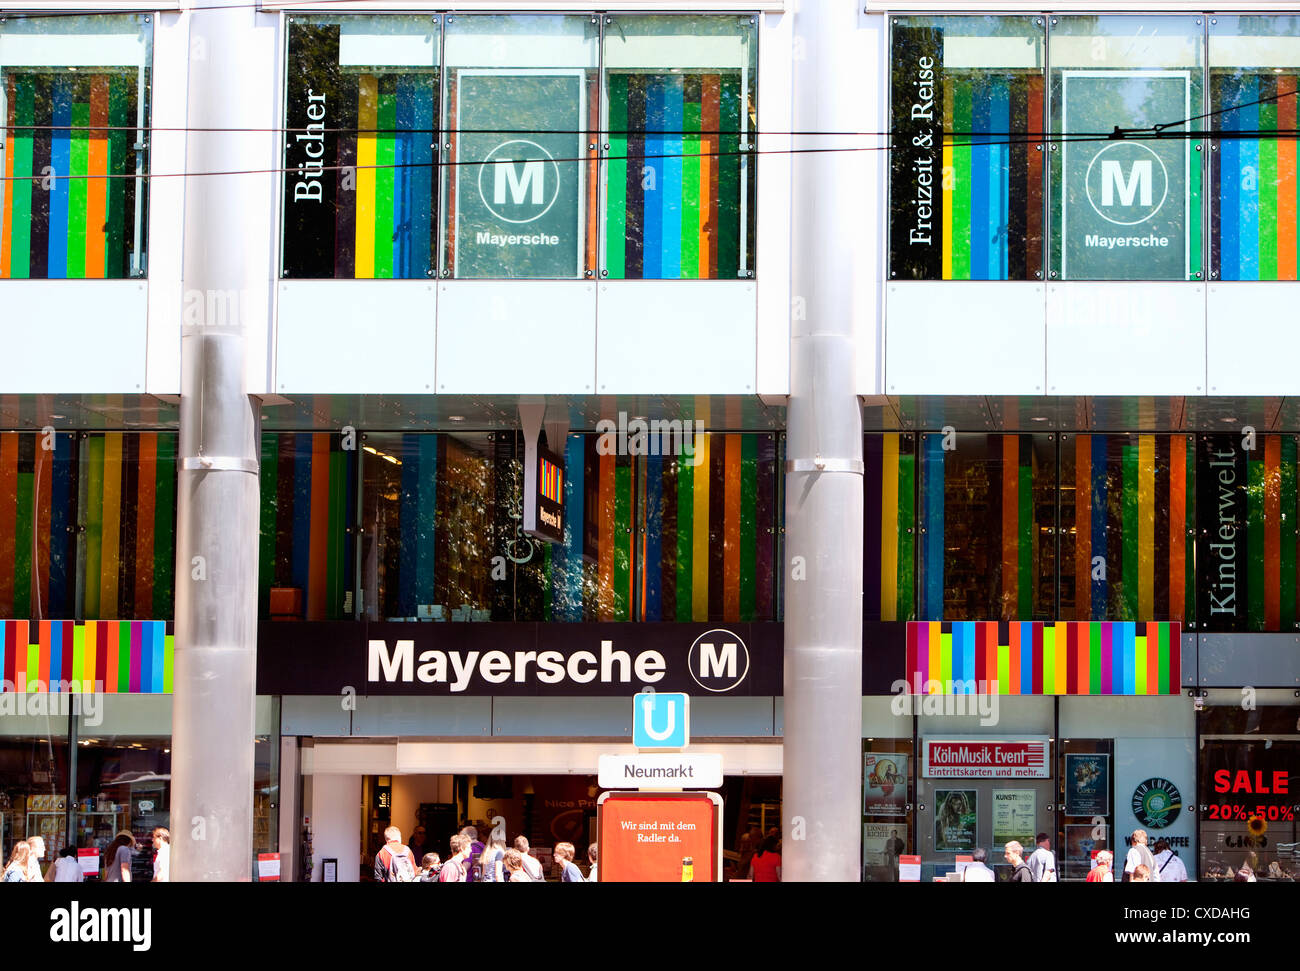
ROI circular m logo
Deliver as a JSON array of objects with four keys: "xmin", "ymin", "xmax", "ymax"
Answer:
[
  {"xmin": 477, "ymin": 139, "xmax": 560, "ymax": 225},
  {"xmin": 688, "ymin": 629, "xmax": 750, "ymax": 693},
  {"xmin": 1085, "ymin": 142, "xmax": 1169, "ymax": 226}
]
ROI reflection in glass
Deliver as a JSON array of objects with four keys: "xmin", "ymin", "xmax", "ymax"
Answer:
[
  {"xmin": 918, "ymin": 433, "xmax": 1055, "ymax": 621},
  {"xmin": 603, "ymin": 15, "xmax": 757, "ymax": 280},
  {"xmin": 1210, "ymin": 16, "xmax": 1300, "ymax": 281},
  {"xmin": 0, "ymin": 15, "xmax": 152, "ymax": 279},
  {"xmin": 890, "ymin": 16, "xmax": 1045, "ymax": 281},
  {"xmin": 282, "ymin": 15, "xmax": 440, "ymax": 279},
  {"xmin": 1048, "ymin": 15, "xmax": 1204, "ymax": 281}
]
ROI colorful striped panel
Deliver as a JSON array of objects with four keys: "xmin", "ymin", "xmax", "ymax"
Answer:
[
  {"xmin": 1214, "ymin": 73, "xmax": 1300, "ymax": 281},
  {"xmin": 260, "ymin": 433, "xmax": 356, "ymax": 621},
  {"xmin": 906, "ymin": 621, "xmax": 1181, "ymax": 695},
  {"xmin": 0, "ymin": 432, "xmax": 171, "ymax": 621},
  {"xmin": 918, "ymin": 434, "xmax": 1037, "ymax": 621},
  {"xmin": 1065, "ymin": 435, "xmax": 1192, "ymax": 624},
  {"xmin": 605, "ymin": 72, "xmax": 745, "ymax": 280},
  {"xmin": 942, "ymin": 74, "xmax": 1044, "ymax": 280},
  {"xmin": 1, "ymin": 71, "xmax": 142, "ymax": 279},
  {"xmin": 863, "ymin": 434, "xmax": 916, "ymax": 622},
  {"xmin": 0, "ymin": 619, "xmax": 170, "ymax": 692},
  {"xmin": 638, "ymin": 433, "xmax": 778, "ymax": 623},
  {"xmin": 1240, "ymin": 434, "xmax": 1298, "ymax": 631}
]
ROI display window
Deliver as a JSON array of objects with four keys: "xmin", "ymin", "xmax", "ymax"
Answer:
[
  {"xmin": 889, "ymin": 16, "xmax": 1045, "ymax": 281},
  {"xmin": 1198, "ymin": 700, "xmax": 1299, "ymax": 882},
  {"xmin": 442, "ymin": 15, "xmax": 598, "ymax": 279},
  {"xmin": 0, "ymin": 719, "xmax": 70, "ymax": 871},
  {"xmin": 861, "ymin": 737, "xmax": 915, "ymax": 882},
  {"xmin": 602, "ymin": 15, "xmax": 756, "ymax": 281},
  {"xmin": 258, "ymin": 432, "xmax": 358, "ymax": 622},
  {"xmin": 1048, "ymin": 15, "xmax": 1204, "ymax": 281},
  {"xmin": 0, "ymin": 431, "xmax": 176, "ymax": 623},
  {"xmin": 1209, "ymin": 16, "xmax": 1300, "ymax": 282},
  {"xmin": 1058, "ymin": 738, "xmax": 1115, "ymax": 880},
  {"xmin": 282, "ymin": 15, "xmax": 441, "ymax": 280},
  {"xmin": 0, "ymin": 14, "xmax": 151, "ymax": 280},
  {"xmin": 917, "ymin": 433, "xmax": 1056, "ymax": 621},
  {"xmin": 1059, "ymin": 433, "xmax": 1194, "ymax": 624}
]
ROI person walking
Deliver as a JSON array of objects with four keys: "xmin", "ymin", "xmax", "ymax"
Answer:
[
  {"xmin": 1086, "ymin": 850, "xmax": 1115, "ymax": 882},
  {"xmin": 459, "ymin": 826, "xmax": 484, "ymax": 883},
  {"xmin": 1004, "ymin": 841, "xmax": 1034, "ymax": 882},
  {"xmin": 749, "ymin": 836, "xmax": 782, "ymax": 882},
  {"xmin": 373, "ymin": 826, "xmax": 417, "ymax": 882},
  {"xmin": 514, "ymin": 836, "xmax": 544, "ymax": 882},
  {"xmin": 1152, "ymin": 839, "xmax": 1187, "ymax": 882},
  {"xmin": 3, "ymin": 841, "xmax": 31, "ymax": 882},
  {"xmin": 504, "ymin": 848, "xmax": 532, "ymax": 882},
  {"xmin": 103, "ymin": 831, "xmax": 135, "ymax": 882},
  {"xmin": 151, "ymin": 828, "xmax": 170, "ymax": 882},
  {"xmin": 52, "ymin": 845, "xmax": 83, "ymax": 882},
  {"xmin": 1123, "ymin": 829, "xmax": 1160, "ymax": 882},
  {"xmin": 961, "ymin": 847, "xmax": 995, "ymax": 882},
  {"xmin": 478, "ymin": 838, "xmax": 506, "ymax": 883},
  {"xmin": 1027, "ymin": 833, "xmax": 1057, "ymax": 883},
  {"xmin": 439, "ymin": 834, "xmax": 472, "ymax": 883},
  {"xmin": 554, "ymin": 842, "xmax": 585, "ymax": 882}
]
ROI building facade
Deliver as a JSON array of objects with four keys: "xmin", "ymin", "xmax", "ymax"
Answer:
[{"xmin": 0, "ymin": 0, "xmax": 1296, "ymax": 881}]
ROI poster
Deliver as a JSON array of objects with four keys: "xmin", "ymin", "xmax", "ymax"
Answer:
[
  {"xmin": 934, "ymin": 789, "xmax": 977, "ymax": 852},
  {"xmin": 1066, "ymin": 753, "xmax": 1110, "ymax": 816},
  {"xmin": 1060, "ymin": 71, "xmax": 1191, "ymax": 280},
  {"xmin": 863, "ymin": 823, "xmax": 907, "ymax": 868},
  {"xmin": 992, "ymin": 789, "xmax": 1037, "ymax": 848},
  {"xmin": 863, "ymin": 752, "xmax": 908, "ymax": 816},
  {"xmin": 455, "ymin": 71, "xmax": 584, "ymax": 278}
]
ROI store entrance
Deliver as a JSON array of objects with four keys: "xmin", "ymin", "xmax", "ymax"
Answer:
[{"xmin": 358, "ymin": 773, "xmax": 781, "ymax": 881}]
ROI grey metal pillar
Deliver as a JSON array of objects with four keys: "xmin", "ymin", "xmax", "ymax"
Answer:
[
  {"xmin": 172, "ymin": 0, "xmax": 264, "ymax": 881},
  {"xmin": 782, "ymin": 0, "xmax": 866, "ymax": 882}
]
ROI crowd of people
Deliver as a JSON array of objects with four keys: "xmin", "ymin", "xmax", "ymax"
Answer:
[
  {"xmin": 372, "ymin": 825, "xmax": 597, "ymax": 883},
  {"xmin": 959, "ymin": 829, "xmax": 1193, "ymax": 883},
  {"xmin": 2, "ymin": 828, "xmax": 170, "ymax": 883}
]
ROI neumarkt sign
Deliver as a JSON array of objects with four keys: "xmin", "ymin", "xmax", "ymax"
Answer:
[
  {"xmin": 455, "ymin": 71, "xmax": 584, "ymax": 278},
  {"xmin": 1061, "ymin": 71, "xmax": 1191, "ymax": 280}
]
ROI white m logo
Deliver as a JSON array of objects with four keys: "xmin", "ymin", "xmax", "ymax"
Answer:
[
  {"xmin": 697, "ymin": 642, "xmax": 737, "ymax": 679},
  {"xmin": 494, "ymin": 160, "xmax": 545, "ymax": 206},
  {"xmin": 1100, "ymin": 159, "xmax": 1152, "ymax": 207}
]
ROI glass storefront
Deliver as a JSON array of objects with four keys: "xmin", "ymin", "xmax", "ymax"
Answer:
[{"xmin": 0, "ymin": 14, "xmax": 152, "ymax": 280}]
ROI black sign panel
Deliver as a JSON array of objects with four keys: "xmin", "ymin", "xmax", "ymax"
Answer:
[
  {"xmin": 525, "ymin": 442, "xmax": 564, "ymax": 545},
  {"xmin": 283, "ymin": 22, "xmax": 342, "ymax": 278},
  {"xmin": 1196, "ymin": 434, "xmax": 1249, "ymax": 631},
  {"xmin": 889, "ymin": 23, "xmax": 944, "ymax": 280},
  {"xmin": 257, "ymin": 621, "xmax": 909, "ymax": 698}
]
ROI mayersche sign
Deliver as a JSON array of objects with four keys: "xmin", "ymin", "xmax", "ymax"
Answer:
[{"xmin": 256, "ymin": 622, "xmax": 907, "ymax": 697}]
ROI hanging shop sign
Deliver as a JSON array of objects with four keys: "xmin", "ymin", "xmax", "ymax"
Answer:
[
  {"xmin": 454, "ymin": 71, "xmax": 584, "ymax": 278},
  {"xmin": 889, "ymin": 23, "xmax": 944, "ymax": 280},
  {"xmin": 923, "ymin": 738, "xmax": 1050, "ymax": 779},
  {"xmin": 1065, "ymin": 753, "xmax": 1111, "ymax": 816},
  {"xmin": 1196, "ymin": 434, "xmax": 1250, "ymax": 631},
  {"xmin": 524, "ymin": 439, "xmax": 565, "ymax": 545},
  {"xmin": 992, "ymin": 789, "xmax": 1037, "ymax": 848},
  {"xmin": 1060, "ymin": 70, "xmax": 1191, "ymax": 280},
  {"xmin": 934, "ymin": 789, "xmax": 977, "ymax": 852}
]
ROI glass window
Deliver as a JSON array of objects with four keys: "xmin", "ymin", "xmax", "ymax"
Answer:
[
  {"xmin": 1209, "ymin": 16, "xmax": 1300, "ymax": 281},
  {"xmin": 865, "ymin": 433, "xmax": 917, "ymax": 622},
  {"xmin": 442, "ymin": 15, "xmax": 598, "ymax": 279},
  {"xmin": 259, "ymin": 432, "xmax": 357, "ymax": 621},
  {"xmin": 0, "ymin": 431, "xmax": 176, "ymax": 622},
  {"xmin": 889, "ymin": 16, "xmax": 1045, "ymax": 281},
  {"xmin": 918, "ymin": 433, "xmax": 1056, "ymax": 621},
  {"xmin": 0, "ymin": 14, "xmax": 151, "ymax": 279},
  {"xmin": 0, "ymin": 715, "xmax": 70, "ymax": 870},
  {"xmin": 1048, "ymin": 15, "xmax": 1204, "ymax": 281},
  {"xmin": 282, "ymin": 15, "xmax": 440, "ymax": 279},
  {"xmin": 602, "ymin": 14, "xmax": 756, "ymax": 280},
  {"xmin": 1059, "ymin": 433, "xmax": 1194, "ymax": 624},
  {"xmin": 862, "ymin": 736, "xmax": 915, "ymax": 882}
]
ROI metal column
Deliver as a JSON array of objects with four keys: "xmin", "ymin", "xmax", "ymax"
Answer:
[
  {"xmin": 172, "ymin": 0, "xmax": 264, "ymax": 880},
  {"xmin": 783, "ymin": 0, "xmax": 866, "ymax": 881}
]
